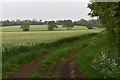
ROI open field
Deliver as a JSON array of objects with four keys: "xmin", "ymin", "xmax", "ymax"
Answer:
[
  {"xmin": 2, "ymin": 30, "xmax": 100, "ymax": 45},
  {"xmin": 2, "ymin": 25, "xmax": 102, "ymax": 48},
  {"xmin": 1, "ymin": 25, "xmax": 89, "ymax": 32}
]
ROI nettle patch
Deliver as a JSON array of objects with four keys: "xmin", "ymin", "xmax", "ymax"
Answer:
[{"xmin": 92, "ymin": 51, "xmax": 120, "ymax": 78}]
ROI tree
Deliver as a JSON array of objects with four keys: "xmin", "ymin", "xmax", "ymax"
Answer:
[
  {"xmin": 88, "ymin": 2, "xmax": 119, "ymax": 42},
  {"xmin": 90, "ymin": 19, "xmax": 103, "ymax": 28},
  {"xmin": 73, "ymin": 21, "xmax": 78, "ymax": 25},
  {"xmin": 78, "ymin": 19, "xmax": 87, "ymax": 26},
  {"xmin": 56, "ymin": 20, "xmax": 64, "ymax": 25},
  {"xmin": 43, "ymin": 21, "xmax": 48, "ymax": 25},
  {"xmin": 20, "ymin": 20, "xmax": 30, "ymax": 31},
  {"xmin": 62, "ymin": 20, "xmax": 74, "ymax": 30},
  {"xmin": 16, "ymin": 19, "xmax": 22, "ymax": 25},
  {"xmin": 86, "ymin": 21, "xmax": 93, "ymax": 29},
  {"xmin": 38, "ymin": 20, "xmax": 43, "ymax": 25},
  {"xmin": 47, "ymin": 21, "xmax": 58, "ymax": 31},
  {"xmin": 2, "ymin": 20, "xmax": 10, "ymax": 26}
]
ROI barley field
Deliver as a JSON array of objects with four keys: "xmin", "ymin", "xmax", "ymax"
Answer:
[{"xmin": 2, "ymin": 25, "xmax": 102, "ymax": 48}]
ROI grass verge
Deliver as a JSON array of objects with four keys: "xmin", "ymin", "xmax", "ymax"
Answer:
[{"xmin": 77, "ymin": 31, "xmax": 119, "ymax": 78}]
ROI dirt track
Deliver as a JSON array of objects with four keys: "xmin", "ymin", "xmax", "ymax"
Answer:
[
  {"xmin": 11, "ymin": 55, "xmax": 47, "ymax": 78},
  {"xmin": 59, "ymin": 45, "xmax": 87, "ymax": 78},
  {"xmin": 11, "ymin": 45, "xmax": 87, "ymax": 78}
]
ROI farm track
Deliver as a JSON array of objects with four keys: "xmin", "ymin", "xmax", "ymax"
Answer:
[
  {"xmin": 38, "ymin": 44, "xmax": 88, "ymax": 78},
  {"xmin": 11, "ymin": 45, "xmax": 87, "ymax": 78},
  {"xmin": 11, "ymin": 54, "xmax": 47, "ymax": 78},
  {"xmin": 58, "ymin": 45, "xmax": 87, "ymax": 78}
]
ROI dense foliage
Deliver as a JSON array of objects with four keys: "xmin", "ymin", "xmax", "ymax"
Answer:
[
  {"xmin": 1, "ymin": 19, "xmax": 43, "ymax": 26},
  {"xmin": 86, "ymin": 21, "xmax": 93, "ymax": 29},
  {"xmin": 88, "ymin": 2, "xmax": 120, "ymax": 43},
  {"xmin": 73, "ymin": 19, "xmax": 103, "ymax": 28},
  {"xmin": 20, "ymin": 21, "xmax": 30, "ymax": 31},
  {"xmin": 47, "ymin": 21, "xmax": 58, "ymax": 31},
  {"xmin": 87, "ymin": 1, "xmax": 120, "ymax": 78},
  {"xmin": 62, "ymin": 20, "xmax": 74, "ymax": 30}
]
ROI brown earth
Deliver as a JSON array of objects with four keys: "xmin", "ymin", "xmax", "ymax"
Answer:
[
  {"xmin": 58, "ymin": 45, "xmax": 87, "ymax": 78},
  {"xmin": 11, "ymin": 54, "xmax": 47, "ymax": 78}
]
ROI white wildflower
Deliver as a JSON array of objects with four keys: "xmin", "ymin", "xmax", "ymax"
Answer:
[
  {"xmin": 104, "ymin": 76, "xmax": 106, "ymax": 79},
  {"xmin": 92, "ymin": 59, "xmax": 97, "ymax": 63}
]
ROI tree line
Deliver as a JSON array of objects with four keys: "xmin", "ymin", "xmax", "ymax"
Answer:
[
  {"xmin": 1, "ymin": 19, "xmax": 104, "ymax": 28},
  {"xmin": 20, "ymin": 20, "xmax": 75, "ymax": 31},
  {"xmin": 20, "ymin": 19, "xmax": 104, "ymax": 31}
]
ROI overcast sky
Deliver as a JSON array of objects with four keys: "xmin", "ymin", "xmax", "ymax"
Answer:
[{"xmin": 1, "ymin": 0, "xmax": 95, "ymax": 21}]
